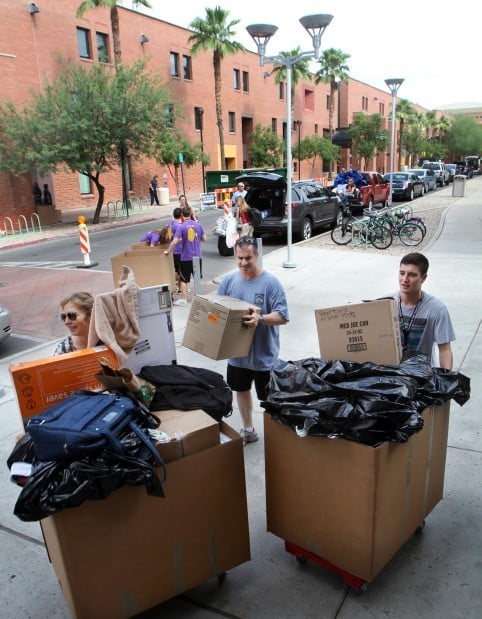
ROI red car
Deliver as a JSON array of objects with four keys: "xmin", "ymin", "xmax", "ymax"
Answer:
[{"xmin": 357, "ymin": 172, "xmax": 390, "ymax": 209}]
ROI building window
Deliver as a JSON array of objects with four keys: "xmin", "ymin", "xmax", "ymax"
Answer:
[
  {"xmin": 78, "ymin": 173, "xmax": 92, "ymax": 195},
  {"xmin": 304, "ymin": 89, "xmax": 314, "ymax": 112},
  {"xmin": 279, "ymin": 82, "xmax": 285, "ymax": 100},
  {"xmin": 183, "ymin": 55, "xmax": 192, "ymax": 80},
  {"xmin": 314, "ymin": 124, "xmax": 318, "ymax": 134},
  {"xmin": 362, "ymin": 96, "xmax": 368, "ymax": 111},
  {"xmin": 77, "ymin": 27, "xmax": 91, "ymax": 59},
  {"xmin": 170, "ymin": 52, "xmax": 180, "ymax": 77},
  {"xmin": 379, "ymin": 102, "xmax": 385, "ymax": 115},
  {"xmin": 233, "ymin": 69, "xmax": 240, "ymax": 90},
  {"xmin": 271, "ymin": 118, "xmax": 277, "ymax": 132},
  {"xmin": 242, "ymin": 71, "xmax": 249, "ymax": 92},
  {"xmin": 326, "ymin": 94, "xmax": 330, "ymax": 110},
  {"xmin": 96, "ymin": 32, "xmax": 109, "ymax": 63},
  {"xmin": 194, "ymin": 107, "xmax": 203, "ymax": 130},
  {"xmin": 228, "ymin": 112, "xmax": 235, "ymax": 132}
]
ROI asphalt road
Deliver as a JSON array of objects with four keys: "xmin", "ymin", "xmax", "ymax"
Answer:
[{"xmin": 0, "ymin": 209, "xmax": 287, "ymax": 284}]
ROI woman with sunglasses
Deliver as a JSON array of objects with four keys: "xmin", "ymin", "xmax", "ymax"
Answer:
[{"xmin": 53, "ymin": 292, "xmax": 94, "ymax": 355}]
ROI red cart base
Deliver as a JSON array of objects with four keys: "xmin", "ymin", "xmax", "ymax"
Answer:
[{"xmin": 284, "ymin": 540, "xmax": 368, "ymax": 591}]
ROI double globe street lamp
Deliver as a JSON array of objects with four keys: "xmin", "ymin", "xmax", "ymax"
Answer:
[
  {"xmin": 385, "ymin": 78, "xmax": 404, "ymax": 207},
  {"xmin": 247, "ymin": 14, "xmax": 333, "ymax": 268}
]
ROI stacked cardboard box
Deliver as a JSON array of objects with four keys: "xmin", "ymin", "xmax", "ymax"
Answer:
[
  {"xmin": 111, "ymin": 248, "xmax": 176, "ymax": 291},
  {"xmin": 41, "ymin": 421, "xmax": 250, "ymax": 619}
]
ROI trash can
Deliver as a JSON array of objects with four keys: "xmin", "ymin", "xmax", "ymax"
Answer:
[
  {"xmin": 158, "ymin": 187, "xmax": 169, "ymax": 205},
  {"xmin": 452, "ymin": 175, "xmax": 466, "ymax": 197}
]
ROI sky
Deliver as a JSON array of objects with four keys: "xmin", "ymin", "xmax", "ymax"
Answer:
[{"xmin": 127, "ymin": 0, "xmax": 481, "ymax": 111}]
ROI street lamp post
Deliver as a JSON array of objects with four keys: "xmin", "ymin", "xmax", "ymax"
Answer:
[
  {"xmin": 385, "ymin": 78, "xmax": 404, "ymax": 207},
  {"xmin": 295, "ymin": 120, "xmax": 302, "ymax": 180},
  {"xmin": 247, "ymin": 15, "xmax": 333, "ymax": 268},
  {"xmin": 197, "ymin": 107, "xmax": 206, "ymax": 194}
]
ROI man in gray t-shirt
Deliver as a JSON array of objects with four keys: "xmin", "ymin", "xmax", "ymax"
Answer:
[
  {"xmin": 392, "ymin": 252, "xmax": 455, "ymax": 369},
  {"xmin": 218, "ymin": 236, "xmax": 289, "ymax": 445}
]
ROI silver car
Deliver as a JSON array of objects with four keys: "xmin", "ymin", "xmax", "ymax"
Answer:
[
  {"xmin": 408, "ymin": 168, "xmax": 437, "ymax": 192},
  {"xmin": 0, "ymin": 304, "xmax": 11, "ymax": 343}
]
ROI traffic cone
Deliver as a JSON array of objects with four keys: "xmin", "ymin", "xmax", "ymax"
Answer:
[{"xmin": 76, "ymin": 216, "xmax": 98, "ymax": 269}]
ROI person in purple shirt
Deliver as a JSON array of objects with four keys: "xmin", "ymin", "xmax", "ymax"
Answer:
[
  {"xmin": 168, "ymin": 207, "xmax": 183, "ymax": 294},
  {"xmin": 164, "ymin": 205, "xmax": 206, "ymax": 305}
]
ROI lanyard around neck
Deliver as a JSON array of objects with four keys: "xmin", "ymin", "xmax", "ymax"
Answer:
[{"xmin": 398, "ymin": 294, "xmax": 423, "ymax": 348}]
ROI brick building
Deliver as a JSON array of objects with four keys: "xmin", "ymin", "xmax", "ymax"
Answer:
[{"xmin": 0, "ymin": 0, "xmax": 419, "ymax": 224}]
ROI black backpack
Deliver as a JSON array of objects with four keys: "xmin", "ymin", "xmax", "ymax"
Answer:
[
  {"xmin": 139, "ymin": 365, "xmax": 233, "ymax": 421},
  {"xmin": 249, "ymin": 207, "xmax": 262, "ymax": 227}
]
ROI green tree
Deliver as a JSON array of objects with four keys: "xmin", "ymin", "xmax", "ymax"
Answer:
[
  {"xmin": 0, "ymin": 61, "xmax": 173, "ymax": 224},
  {"xmin": 297, "ymin": 135, "xmax": 338, "ymax": 176},
  {"xmin": 189, "ymin": 6, "xmax": 246, "ymax": 168},
  {"xmin": 77, "ymin": 0, "xmax": 151, "ymax": 67},
  {"xmin": 154, "ymin": 129, "xmax": 209, "ymax": 195},
  {"xmin": 247, "ymin": 124, "xmax": 285, "ymax": 167},
  {"xmin": 314, "ymin": 48, "xmax": 350, "ymax": 178},
  {"xmin": 349, "ymin": 113, "xmax": 388, "ymax": 169},
  {"xmin": 444, "ymin": 115, "xmax": 482, "ymax": 159}
]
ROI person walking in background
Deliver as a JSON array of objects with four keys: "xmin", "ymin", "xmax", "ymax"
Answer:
[
  {"xmin": 164, "ymin": 205, "xmax": 206, "ymax": 306},
  {"xmin": 32, "ymin": 182, "xmax": 42, "ymax": 206},
  {"xmin": 217, "ymin": 236, "xmax": 289, "ymax": 445},
  {"xmin": 389, "ymin": 252, "xmax": 455, "ymax": 369},
  {"xmin": 167, "ymin": 206, "xmax": 184, "ymax": 295},
  {"xmin": 54, "ymin": 292, "xmax": 94, "ymax": 355},
  {"xmin": 235, "ymin": 196, "xmax": 254, "ymax": 236},
  {"xmin": 42, "ymin": 183, "xmax": 52, "ymax": 206},
  {"xmin": 149, "ymin": 175, "xmax": 160, "ymax": 206},
  {"xmin": 231, "ymin": 181, "xmax": 247, "ymax": 215}
]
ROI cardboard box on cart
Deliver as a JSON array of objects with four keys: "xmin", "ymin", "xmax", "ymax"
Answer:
[
  {"xmin": 314, "ymin": 298, "xmax": 402, "ymax": 365},
  {"xmin": 264, "ymin": 403, "xmax": 450, "ymax": 583},
  {"xmin": 41, "ymin": 422, "xmax": 250, "ymax": 619},
  {"xmin": 111, "ymin": 250, "xmax": 176, "ymax": 291},
  {"xmin": 182, "ymin": 294, "xmax": 257, "ymax": 360}
]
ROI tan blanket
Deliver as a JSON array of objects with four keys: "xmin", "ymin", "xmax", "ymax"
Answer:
[{"xmin": 88, "ymin": 266, "xmax": 140, "ymax": 364}]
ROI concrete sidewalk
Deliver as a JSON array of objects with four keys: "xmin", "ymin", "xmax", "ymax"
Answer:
[{"xmin": 0, "ymin": 179, "xmax": 481, "ymax": 618}]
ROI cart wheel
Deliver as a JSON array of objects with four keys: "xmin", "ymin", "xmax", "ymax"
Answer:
[
  {"xmin": 357, "ymin": 582, "xmax": 369, "ymax": 593},
  {"xmin": 296, "ymin": 554, "xmax": 308, "ymax": 565},
  {"xmin": 217, "ymin": 572, "xmax": 227, "ymax": 583},
  {"xmin": 415, "ymin": 520, "xmax": 426, "ymax": 535}
]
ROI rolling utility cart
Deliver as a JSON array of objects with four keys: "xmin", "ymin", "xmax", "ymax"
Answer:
[{"xmin": 264, "ymin": 403, "xmax": 450, "ymax": 589}]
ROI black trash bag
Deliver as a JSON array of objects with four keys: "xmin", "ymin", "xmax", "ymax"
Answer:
[
  {"xmin": 14, "ymin": 448, "xmax": 164, "ymax": 522},
  {"xmin": 262, "ymin": 356, "xmax": 470, "ymax": 447}
]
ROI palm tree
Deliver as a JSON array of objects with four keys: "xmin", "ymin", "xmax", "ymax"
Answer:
[
  {"xmin": 314, "ymin": 48, "xmax": 350, "ymax": 178},
  {"xmin": 77, "ymin": 1, "xmax": 151, "ymax": 67},
  {"xmin": 395, "ymin": 98, "xmax": 415, "ymax": 169},
  {"xmin": 271, "ymin": 47, "xmax": 312, "ymax": 107},
  {"xmin": 189, "ymin": 6, "xmax": 246, "ymax": 168}
]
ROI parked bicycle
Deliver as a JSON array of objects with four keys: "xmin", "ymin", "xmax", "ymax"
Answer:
[
  {"xmin": 372, "ymin": 208, "xmax": 426, "ymax": 246},
  {"xmin": 330, "ymin": 205, "xmax": 393, "ymax": 249}
]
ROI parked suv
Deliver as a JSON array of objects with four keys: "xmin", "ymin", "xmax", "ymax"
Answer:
[
  {"xmin": 421, "ymin": 161, "xmax": 450, "ymax": 186},
  {"xmin": 236, "ymin": 172, "xmax": 341, "ymax": 241}
]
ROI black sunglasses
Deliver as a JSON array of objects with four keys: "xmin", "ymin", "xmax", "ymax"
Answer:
[{"xmin": 60, "ymin": 312, "xmax": 79, "ymax": 322}]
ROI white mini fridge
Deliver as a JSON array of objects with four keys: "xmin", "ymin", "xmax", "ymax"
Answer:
[{"xmin": 123, "ymin": 284, "xmax": 177, "ymax": 373}]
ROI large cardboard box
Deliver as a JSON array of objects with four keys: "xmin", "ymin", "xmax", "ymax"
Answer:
[
  {"xmin": 264, "ymin": 402, "xmax": 450, "ymax": 582},
  {"xmin": 9, "ymin": 346, "xmax": 118, "ymax": 421},
  {"xmin": 152, "ymin": 408, "xmax": 220, "ymax": 463},
  {"xmin": 315, "ymin": 299, "xmax": 402, "ymax": 365},
  {"xmin": 123, "ymin": 284, "xmax": 177, "ymax": 373},
  {"xmin": 182, "ymin": 294, "xmax": 256, "ymax": 360},
  {"xmin": 41, "ymin": 422, "xmax": 250, "ymax": 619},
  {"xmin": 111, "ymin": 250, "xmax": 176, "ymax": 291},
  {"xmin": 130, "ymin": 242, "xmax": 169, "ymax": 251}
]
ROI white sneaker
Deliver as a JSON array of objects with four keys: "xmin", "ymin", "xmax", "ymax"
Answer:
[
  {"xmin": 239, "ymin": 428, "xmax": 258, "ymax": 445},
  {"xmin": 173, "ymin": 299, "xmax": 188, "ymax": 306}
]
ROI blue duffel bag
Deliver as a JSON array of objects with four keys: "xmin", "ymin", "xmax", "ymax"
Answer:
[{"xmin": 27, "ymin": 390, "xmax": 165, "ymax": 474}]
